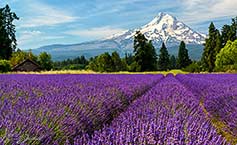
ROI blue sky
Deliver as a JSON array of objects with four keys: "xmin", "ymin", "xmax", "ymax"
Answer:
[{"xmin": 1, "ymin": 0, "xmax": 237, "ymax": 50}]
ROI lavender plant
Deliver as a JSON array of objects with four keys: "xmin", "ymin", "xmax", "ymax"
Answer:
[{"xmin": 0, "ymin": 74, "xmax": 162, "ymax": 144}]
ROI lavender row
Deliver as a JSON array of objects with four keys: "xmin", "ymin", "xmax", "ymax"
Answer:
[
  {"xmin": 176, "ymin": 74, "xmax": 237, "ymax": 143},
  {"xmin": 74, "ymin": 75, "xmax": 228, "ymax": 145},
  {"xmin": 0, "ymin": 74, "xmax": 163, "ymax": 144}
]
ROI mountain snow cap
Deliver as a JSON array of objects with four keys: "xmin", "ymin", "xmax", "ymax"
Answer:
[{"xmin": 145, "ymin": 12, "xmax": 177, "ymax": 27}]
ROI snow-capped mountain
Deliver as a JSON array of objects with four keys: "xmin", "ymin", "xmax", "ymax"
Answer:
[
  {"xmin": 34, "ymin": 12, "xmax": 206, "ymax": 61},
  {"xmin": 107, "ymin": 12, "xmax": 206, "ymax": 50}
]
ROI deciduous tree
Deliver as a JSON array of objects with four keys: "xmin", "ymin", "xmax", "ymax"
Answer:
[
  {"xmin": 215, "ymin": 40, "xmax": 237, "ymax": 71},
  {"xmin": 38, "ymin": 52, "xmax": 53, "ymax": 71}
]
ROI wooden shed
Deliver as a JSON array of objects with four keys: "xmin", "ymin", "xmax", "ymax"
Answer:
[{"xmin": 12, "ymin": 59, "xmax": 41, "ymax": 72}]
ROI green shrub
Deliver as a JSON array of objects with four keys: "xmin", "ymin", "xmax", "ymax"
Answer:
[
  {"xmin": 0, "ymin": 60, "xmax": 11, "ymax": 73},
  {"xmin": 183, "ymin": 61, "xmax": 201, "ymax": 73},
  {"xmin": 215, "ymin": 40, "xmax": 237, "ymax": 72},
  {"xmin": 129, "ymin": 62, "xmax": 141, "ymax": 72}
]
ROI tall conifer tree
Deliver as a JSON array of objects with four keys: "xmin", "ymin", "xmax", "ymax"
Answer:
[
  {"xmin": 157, "ymin": 42, "xmax": 170, "ymax": 71},
  {"xmin": 201, "ymin": 22, "xmax": 220, "ymax": 72},
  {"xmin": 177, "ymin": 41, "xmax": 192, "ymax": 69},
  {"xmin": 133, "ymin": 31, "xmax": 157, "ymax": 71},
  {"xmin": 0, "ymin": 5, "xmax": 19, "ymax": 59},
  {"xmin": 169, "ymin": 55, "xmax": 177, "ymax": 69}
]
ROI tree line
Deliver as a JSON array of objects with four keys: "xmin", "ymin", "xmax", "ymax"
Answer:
[
  {"xmin": 201, "ymin": 18, "xmax": 237, "ymax": 72},
  {"xmin": 45, "ymin": 17, "xmax": 237, "ymax": 73},
  {"xmin": 86, "ymin": 31, "xmax": 192, "ymax": 72},
  {"xmin": 86, "ymin": 16, "xmax": 237, "ymax": 73},
  {"xmin": 53, "ymin": 56, "xmax": 88, "ymax": 70}
]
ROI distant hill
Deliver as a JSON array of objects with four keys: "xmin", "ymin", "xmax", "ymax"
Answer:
[{"xmin": 33, "ymin": 12, "xmax": 206, "ymax": 61}]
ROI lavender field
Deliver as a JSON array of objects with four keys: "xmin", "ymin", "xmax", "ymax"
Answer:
[{"xmin": 0, "ymin": 74, "xmax": 237, "ymax": 145}]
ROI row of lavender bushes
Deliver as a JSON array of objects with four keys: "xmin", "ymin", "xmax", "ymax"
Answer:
[
  {"xmin": 0, "ymin": 74, "xmax": 163, "ymax": 144},
  {"xmin": 176, "ymin": 74, "xmax": 237, "ymax": 144},
  {"xmin": 73, "ymin": 74, "xmax": 229, "ymax": 145},
  {"xmin": 1, "ymin": 74, "xmax": 236, "ymax": 144}
]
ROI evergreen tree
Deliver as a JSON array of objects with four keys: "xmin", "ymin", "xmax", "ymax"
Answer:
[
  {"xmin": 169, "ymin": 55, "xmax": 177, "ymax": 69},
  {"xmin": 87, "ymin": 57, "xmax": 99, "ymax": 71},
  {"xmin": 97, "ymin": 52, "xmax": 114, "ymax": 72},
  {"xmin": 111, "ymin": 51, "xmax": 126, "ymax": 71},
  {"xmin": 157, "ymin": 42, "xmax": 170, "ymax": 71},
  {"xmin": 125, "ymin": 52, "xmax": 133, "ymax": 66},
  {"xmin": 214, "ymin": 31, "xmax": 222, "ymax": 59},
  {"xmin": 80, "ymin": 56, "xmax": 88, "ymax": 65},
  {"xmin": 230, "ymin": 17, "xmax": 237, "ymax": 41},
  {"xmin": 221, "ymin": 24, "xmax": 232, "ymax": 47},
  {"xmin": 220, "ymin": 17, "xmax": 237, "ymax": 48},
  {"xmin": 201, "ymin": 22, "xmax": 220, "ymax": 72},
  {"xmin": 53, "ymin": 55, "xmax": 89, "ymax": 70},
  {"xmin": 0, "ymin": 5, "xmax": 19, "ymax": 60},
  {"xmin": 146, "ymin": 41, "xmax": 158, "ymax": 70},
  {"xmin": 133, "ymin": 31, "xmax": 157, "ymax": 71},
  {"xmin": 177, "ymin": 41, "xmax": 192, "ymax": 69}
]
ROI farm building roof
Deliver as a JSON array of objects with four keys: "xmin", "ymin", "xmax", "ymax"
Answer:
[{"xmin": 12, "ymin": 59, "xmax": 41, "ymax": 72}]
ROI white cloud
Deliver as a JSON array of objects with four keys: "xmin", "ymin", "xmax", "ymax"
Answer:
[
  {"xmin": 180, "ymin": 0, "xmax": 237, "ymax": 24},
  {"xmin": 17, "ymin": 30, "xmax": 64, "ymax": 49},
  {"xmin": 211, "ymin": 0, "xmax": 237, "ymax": 17},
  {"xmin": 19, "ymin": 1, "xmax": 78, "ymax": 28},
  {"xmin": 17, "ymin": 30, "xmax": 42, "ymax": 49},
  {"xmin": 18, "ymin": 31, "xmax": 42, "ymax": 44},
  {"xmin": 65, "ymin": 26, "xmax": 126, "ymax": 39},
  {"xmin": 42, "ymin": 36, "xmax": 65, "ymax": 40}
]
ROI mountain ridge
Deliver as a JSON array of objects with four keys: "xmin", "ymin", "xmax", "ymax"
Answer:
[{"xmin": 33, "ymin": 12, "xmax": 206, "ymax": 61}]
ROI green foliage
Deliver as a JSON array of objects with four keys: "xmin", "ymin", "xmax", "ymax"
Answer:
[
  {"xmin": 200, "ymin": 16, "xmax": 237, "ymax": 72},
  {"xmin": 201, "ymin": 22, "xmax": 222, "ymax": 72},
  {"xmin": 214, "ymin": 31, "xmax": 222, "ymax": 57},
  {"xmin": 97, "ymin": 52, "xmax": 114, "ymax": 72},
  {"xmin": 38, "ymin": 52, "xmax": 53, "ymax": 71},
  {"xmin": 221, "ymin": 17, "xmax": 237, "ymax": 47},
  {"xmin": 10, "ymin": 50, "xmax": 53, "ymax": 71},
  {"xmin": 0, "ymin": 5, "xmax": 19, "ymax": 60},
  {"xmin": 133, "ymin": 31, "xmax": 157, "ymax": 71},
  {"xmin": 87, "ymin": 51, "xmax": 126, "ymax": 72},
  {"xmin": 215, "ymin": 40, "xmax": 237, "ymax": 71},
  {"xmin": 111, "ymin": 51, "xmax": 127, "ymax": 71},
  {"xmin": 221, "ymin": 25, "xmax": 232, "ymax": 47},
  {"xmin": 0, "ymin": 59, "xmax": 11, "ymax": 72},
  {"xmin": 129, "ymin": 61, "xmax": 141, "ymax": 72},
  {"xmin": 177, "ymin": 41, "xmax": 192, "ymax": 69},
  {"xmin": 10, "ymin": 50, "xmax": 38, "ymax": 67},
  {"xmin": 67, "ymin": 64, "xmax": 85, "ymax": 70},
  {"xmin": 54, "ymin": 56, "xmax": 89, "ymax": 70},
  {"xmin": 183, "ymin": 61, "xmax": 201, "ymax": 73},
  {"xmin": 125, "ymin": 53, "xmax": 134, "ymax": 66},
  {"xmin": 169, "ymin": 55, "xmax": 177, "ymax": 69},
  {"xmin": 158, "ymin": 42, "xmax": 170, "ymax": 71},
  {"xmin": 87, "ymin": 57, "xmax": 98, "ymax": 71}
]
